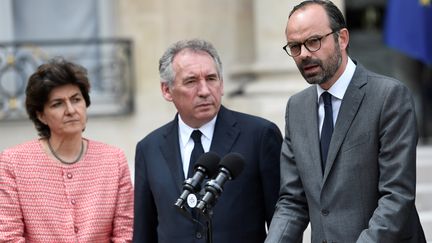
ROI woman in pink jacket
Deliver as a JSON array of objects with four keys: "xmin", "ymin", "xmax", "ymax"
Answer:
[{"xmin": 0, "ymin": 58, "xmax": 134, "ymax": 243}]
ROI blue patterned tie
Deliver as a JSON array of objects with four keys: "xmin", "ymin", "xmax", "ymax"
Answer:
[
  {"xmin": 320, "ymin": 92, "xmax": 333, "ymax": 174},
  {"xmin": 188, "ymin": 130, "xmax": 204, "ymax": 178}
]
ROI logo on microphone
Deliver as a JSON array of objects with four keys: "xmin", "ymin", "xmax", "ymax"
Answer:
[{"xmin": 186, "ymin": 194, "xmax": 198, "ymax": 208}]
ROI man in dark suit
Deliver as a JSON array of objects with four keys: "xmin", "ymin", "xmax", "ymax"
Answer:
[
  {"xmin": 133, "ymin": 39, "xmax": 282, "ymax": 243},
  {"xmin": 265, "ymin": 1, "xmax": 426, "ymax": 243}
]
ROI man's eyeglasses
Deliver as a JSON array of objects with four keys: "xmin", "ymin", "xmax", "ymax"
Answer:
[{"xmin": 283, "ymin": 30, "xmax": 338, "ymax": 57}]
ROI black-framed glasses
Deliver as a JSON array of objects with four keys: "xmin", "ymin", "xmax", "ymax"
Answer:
[{"xmin": 283, "ymin": 30, "xmax": 338, "ymax": 57}]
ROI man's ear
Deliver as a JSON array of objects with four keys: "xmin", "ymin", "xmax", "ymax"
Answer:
[
  {"xmin": 338, "ymin": 28, "xmax": 349, "ymax": 51},
  {"xmin": 161, "ymin": 82, "xmax": 173, "ymax": 102},
  {"xmin": 220, "ymin": 78, "xmax": 224, "ymax": 96}
]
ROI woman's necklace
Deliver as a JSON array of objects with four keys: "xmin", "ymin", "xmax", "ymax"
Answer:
[{"xmin": 47, "ymin": 139, "xmax": 84, "ymax": 165}]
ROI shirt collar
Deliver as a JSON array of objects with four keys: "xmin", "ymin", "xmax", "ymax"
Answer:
[
  {"xmin": 178, "ymin": 115, "xmax": 217, "ymax": 148},
  {"xmin": 316, "ymin": 57, "xmax": 356, "ymax": 101}
]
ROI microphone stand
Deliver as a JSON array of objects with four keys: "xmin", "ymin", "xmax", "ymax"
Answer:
[
  {"xmin": 174, "ymin": 197, "xmax": 214, "ymax": 243},
  {"xmin": 200, "ymin": 206, "xmax": 214, "ymax": 243}
]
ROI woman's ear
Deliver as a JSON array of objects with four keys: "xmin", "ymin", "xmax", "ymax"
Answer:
[{"xmin": 37, "ymin": 111, "xmax": 47, "ymax": 125}]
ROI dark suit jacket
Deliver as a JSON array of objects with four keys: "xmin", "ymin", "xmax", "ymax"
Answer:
[
  {"xmin": 133, "ymin": 106, "xmax": 282, "ymax": 243},
  {"xmin": 265, "ymin": 63, "xmax": 426, "ymax": 243}
]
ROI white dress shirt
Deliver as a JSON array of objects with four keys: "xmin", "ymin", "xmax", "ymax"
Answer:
[
  {"xmin": 178, "ymin": 115, "xmax": 216, "ymax": 178},
  {"xmin": 317, "ymin": 58, "xmax": 356, "ymax": 137}
]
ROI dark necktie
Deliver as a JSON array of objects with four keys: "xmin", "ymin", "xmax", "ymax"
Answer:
[
  {"xmin": 320, "ymin": 92, "xmax": 333, "ymax": 173},
  {"xmin": 188, "ymin": 130, "xmax": 204, "ymax": 178}
]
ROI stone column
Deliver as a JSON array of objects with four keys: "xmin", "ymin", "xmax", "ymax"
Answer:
[
  {"xmin": 0, "ymin": 0, "xmax": 13, "ymax": 42},
  {"xmin": 229, "ymin": 0, "xmax": 344, "ymax": 95}
]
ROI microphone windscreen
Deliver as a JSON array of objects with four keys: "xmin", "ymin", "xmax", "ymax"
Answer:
[
  {"xmin": 219, "ymin": 152, "xmax": 245, "ymax": 179},
  {"xmin": 194, "ymin": 152, "xmax": 220, "ymax": 178}
]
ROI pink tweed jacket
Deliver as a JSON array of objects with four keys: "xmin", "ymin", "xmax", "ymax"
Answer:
[{"xmin": 0, "ymin": 139, "xmax": 134, "ymax": 243}]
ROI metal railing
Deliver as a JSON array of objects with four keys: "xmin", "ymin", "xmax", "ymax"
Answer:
[{"xmin": 0, "ymin": 38, "xmax": 134, "ymax": 121}]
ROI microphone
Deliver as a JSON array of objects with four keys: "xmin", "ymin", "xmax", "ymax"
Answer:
[
  {"xmin": 174, "ymin": 152, "xmax": 220, "ymax": 209},
  {"xmin": 196, "ymin": 152, "xmax": 245, "ymax": 215}
]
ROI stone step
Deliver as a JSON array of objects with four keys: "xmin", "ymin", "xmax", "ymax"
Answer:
[
  {"xmin": 416, "ymin": 146, "xmax": 432, "ymax": 242},
  {"xmin": 418, "ymin": 165, "xmax": 432, "ymax": 184},
  {"xmin": 417, "ymin": 184, "xmax": 432, "ymax": 212},
  {"xmin": 419, "ymin": 211, "xmax": 432, "ymax": 242},
  {"xmin": 417, "ymin": 146, "xmax": 432, "ymax": 184},
  {"xmin": 417, "ymin": 146, "xmax": 432, "ymax": 162}
]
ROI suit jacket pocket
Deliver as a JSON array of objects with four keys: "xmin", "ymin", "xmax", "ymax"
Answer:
[{"xmin": 341, "ymin": 131, "xmax": 370, "ymax": 152}]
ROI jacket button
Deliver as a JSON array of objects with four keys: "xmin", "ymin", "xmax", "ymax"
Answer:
[
  {"xmin": 195, "ymin": 232, "xmax": 202, "ymax": 239},
  {"xmin": 321, "ymin": 209, "xmax": 329, "ymax": 216}
]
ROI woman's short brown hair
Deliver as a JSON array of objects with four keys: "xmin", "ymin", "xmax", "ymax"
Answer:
[{"xmin": 25, "ymin": 58, "xmax": 91, "ymax": 138}]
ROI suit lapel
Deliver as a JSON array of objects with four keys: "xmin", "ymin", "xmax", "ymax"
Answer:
[
  {"xmin": 160, "ymin": 116, "xmax": 184, "ymax": 193},
  {"xmin": 210, "ymin": 106, "xmax": 240, "ymax": 157},
  {"xmin": 158, "ymin": 108, "xmax": 240, "ymax": 194},
  {"xmin": 322, "ymin": 65, "xmax": 367, "ymax": 183},
  {"xmin": 302, "ymin": 88, "xmax": 324, "ymax": 181}
]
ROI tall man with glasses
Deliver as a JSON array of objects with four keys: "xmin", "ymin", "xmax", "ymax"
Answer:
[{"xmin": 265, "ymin": 1, "xmax": 426, "ymax": 243}]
